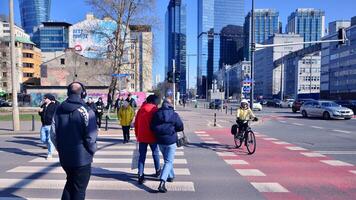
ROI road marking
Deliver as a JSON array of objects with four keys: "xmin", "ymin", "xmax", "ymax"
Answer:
[
  {"xmin": 332, "ymin": 129, "xmax": 351, "ymax": 134},
  {"xmin": 235, "ymin": 169, "xmax": 266, "ymax": 176},
  {"xmin": 320, "ymin": 160, "xmax": 353, "ymax": 167},
  {"xmin": 292, "ymin": 123, "xmax": 304, "ymax": 126},
  {"xmin": 349, "ymin": 170, "xmax": 356, "ymax": 175},
  {"xmin": 251, "ymin": 182, "xmax": 289, "ymax": 193},
  {"xmin": 279, "ymin": 121, "xmax": 287, "ymax": 123},
  {"xmin": 202, "ymin": 137, "xmax": 215, "ymax": 140},
  {"xmin": 96, "ymin": 145, "xmax": 184, "ymax": 150},
  {"xmin": 30, "ymin": 158, "xmax": 188, "ymax": 164},
  {"xmin": 254, "ymin": 135, "xmax": 264, "ymax": 138},
  {"xmin": 310, "ymin": 126, "xmax": 324, "ymax": 129},
  {"xmin": 300, "ymin": 152, "xmax": 326, "ymax": 157},
  {"xmin": 316, "ymin": 151, "xmax": 356, "ymax": 155},
  {"xmin": 262, "ymin": 138, "xmax": 278, "ymax": 141},
  {"xmin": 194, "ymin": 131, "xmax": 207, "ymax": 134},
  {"xmin": 224, "ymin": 159, "xmax": 249, "ymax": 165},
  {"xmin": 216, "ymin": 152, "xmax": 236, "ymax": 156},
  {"xmin": 285, "ymin": 146, "xmax": 307, "ymax": 151},
  {"xmin": 203, "ymin": 141, "xmax": 220, "ymax": 144},
  {"xmin": 7, "ymin": 166, "xmax": 191, "ymax": 175},
  {"xmin": 273, "ymin": 141, "xmax": 291, "ymax": 145},
  {"xmin": 0, "ymin": 198, "xmax": 101, "ymax": 200},
  {"xmin": 0, "ymin": 179, "xmax": 195, "ymax": 191},
  {"xmin": 196, "ymin": 134, "xmax": 209, "ymax": 137}
]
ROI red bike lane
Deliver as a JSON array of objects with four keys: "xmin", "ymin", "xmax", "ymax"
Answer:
[{"xmin": 194, "ymin": 128, "xmax": 356, "ymax": 200}]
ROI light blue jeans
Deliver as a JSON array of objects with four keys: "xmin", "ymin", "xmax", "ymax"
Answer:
[
  {"xmin": 40, "ymin": 125, "xmax": 54, "ymax": 156},
  {"xmin": 159, "ymin": 143, "xmax": 176, "ymax": 181}
]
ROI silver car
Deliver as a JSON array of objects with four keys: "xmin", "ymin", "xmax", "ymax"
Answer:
[{"xmin": 300, "ymin": 100, "xmax": 354, "ymax": 120}]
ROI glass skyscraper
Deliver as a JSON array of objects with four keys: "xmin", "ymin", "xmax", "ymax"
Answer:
[
  {"xmin": 32, "ymin": 22, "xmax": 71, "ymax": 52},
  {"xmin": 286, "ymin": 8, "xmax": 325, "ymax": 47},
  {"xmin": 19, "ymin": 0, "xmax": 51, "ymax": 34},
  {"xmin": 165, "ymin": 0, "xmax": 187, "ymax": 95},
  {"xmin": 197, "ymin": 0, "xmax": 244, "ymax": 97},
  {"xmin": 244, "ymin": 9, "xmax": 280, "ymax": 60}
]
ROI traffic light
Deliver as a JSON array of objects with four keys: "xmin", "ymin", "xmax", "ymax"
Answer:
[
  {"xmin": 167, "ymin": 71, "xmax": 173, "ymax": 83},
  {"xmin": 175, "ymin": 72, "xmax": 180, "ymax": 83},
  {"xmin": 338, "ymin": 28, "xmax": 346, "ymax": 45}
]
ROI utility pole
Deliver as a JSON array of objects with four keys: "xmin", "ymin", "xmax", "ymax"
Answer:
[
  {"xmin": 280, "ymin": 52, "xmax": 284, "ymax": 100},
  {"xmin": 9, "ymin": 0, "xmax": 20, "ymax": 131},
  {"xmin": 309, "ymin": 54, "xmax": 313, "ymax": 96},
  {"xmin": 172, "ymin": 59, "xmax": 176, "ymax": 110},
  {"xmin": 249, "ymin": 0, "xmax": 255, "ymax": 109}
]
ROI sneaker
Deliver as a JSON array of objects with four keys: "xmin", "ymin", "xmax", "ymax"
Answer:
[
  {"xmin": 46, "ymin": 154, "xmax": 52, "ymax": 160},
  {"xmin": 155, "ymin": 169, "xmax": 161, "ymax": 177},
  {"xmin": 158, "ymin": 180, "xmax": 167, "ymax": 193},
  {"xmin": 138, "ymin": 175, "xmax": 145, "ymax": 185},
  {"xmin": 167, "ymin": 177, "xmax": 174, "ymax": 183}
]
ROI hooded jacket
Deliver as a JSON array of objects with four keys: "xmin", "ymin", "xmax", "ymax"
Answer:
[
  {"xmin": 151, "ymin": 100, "xmax": 184, "ymax": 145},
  {"xmin": 39, "ymin": 101, "xmax": 58, "ymax": 126},
  {"xmin": 51, "ymin": 95, "xmax": 98, "ymax": 167},
  {"xmin": 118, "ymin": 105, "xmax": 135, "ymax": 126},
  {"xmin": 134, "ymin": 102, "xmax": 158, "ymax": 144}
]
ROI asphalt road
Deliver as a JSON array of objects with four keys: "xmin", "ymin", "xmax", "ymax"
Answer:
[{"xmin": 0, "ymin": 105, "xmax": 355, "ymax": 199}]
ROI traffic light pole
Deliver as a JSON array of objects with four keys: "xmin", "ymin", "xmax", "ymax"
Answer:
[
  {"xmin": 249, "ymin": 0, "xmax": 255, "ymax": 109},
  {"xmin": 172, "ymin": 59, "xmax": 176, "ymax": 110}
]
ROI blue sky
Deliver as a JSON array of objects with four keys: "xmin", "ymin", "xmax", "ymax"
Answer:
[{"xmin": 1, "ymin": 0, "xmax": 355, "ymax": 87}]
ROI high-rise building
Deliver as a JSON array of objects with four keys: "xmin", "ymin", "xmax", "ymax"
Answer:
[
  {"xmin": 197, "ymin": 0, "xmax": 244, "ymax": 98},
  {"xmin": 286, "ymin": 8, "xmax": 325, "ymax": 47},
  {"xmin": 165, "ymin": 0, "xmax": 187, "ymax": 95},
  {"xmin": 244, "ymin": 9, "xmax": 280, "ymax": 60},
  {"xmin": 32, "ymin": 22, "xmax": 71, "ymax": 52},
  {"xmin": 328, "ymin": 20, "xmax": 351, "ymax": 35},
  {"xmin": 19, "ymin": 0, "xmax": 51, "ymax": 34}
]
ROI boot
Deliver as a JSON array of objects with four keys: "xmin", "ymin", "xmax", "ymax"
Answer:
[
  {"xmin": 138, "ymin": 174, "xmax": 145, "ymax": 185},
  {"xmin": 155, "ymin": 168, "xmax": 161, "ymax": 177},
  {"xmin": 158, "ymin": 180, "xmax": 167, "ymax": 193},
  {"xmin": 167, "ymin": 177, "xmax": 174, "ymax": 183}
]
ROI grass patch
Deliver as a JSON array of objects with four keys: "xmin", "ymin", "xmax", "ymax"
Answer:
[{"xmin": 0, "ymin": 114, "xmax": 41, "ymax": 121}]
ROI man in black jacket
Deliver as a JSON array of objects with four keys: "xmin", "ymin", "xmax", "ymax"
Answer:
[
  {"xmin": 38, "ymin": 94, "xmax": 57, "ymax": 159},
  {"xmin": 51, "ymin": 82, "xmax": 97, "ymax": 200}
]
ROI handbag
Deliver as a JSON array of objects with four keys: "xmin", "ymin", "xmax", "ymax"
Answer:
[
  {"xmin": 176, "ymin": 131, "xmax": 188, "ymax": 147},
  {"xmin": 131, "ymin": 142, "xmax": 140, "ymax": 170}
]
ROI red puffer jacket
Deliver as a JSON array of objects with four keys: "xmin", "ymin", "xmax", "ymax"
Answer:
[{"xmin": 134, "ymin": 102, "xmax": 158, "ymax": 144}]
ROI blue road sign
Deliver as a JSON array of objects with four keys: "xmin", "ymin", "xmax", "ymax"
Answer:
[{"xmin": 112, "ymin": 73, "xmax": 130, "ymax": 77}]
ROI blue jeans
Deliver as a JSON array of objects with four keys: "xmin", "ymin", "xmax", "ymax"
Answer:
[
  {"xmin": 40, "ymin": 125, "xmax": 54, "ymax": 156},
  {"xmin": 159, "ymin": 143, "xmax": 176, "ymax": 181},
  {"xmin": 138, "ymin": 143, "xmax": 160, "ymax": 176}
]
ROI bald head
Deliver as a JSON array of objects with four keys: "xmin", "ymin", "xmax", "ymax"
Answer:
[{"xmin": 68, "ymin": 82, "xmax": 83, "ymax": 97}]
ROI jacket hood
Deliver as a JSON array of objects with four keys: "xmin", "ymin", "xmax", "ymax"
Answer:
[
  {"xmin": 60, "ymin": 95, "xmax": 86, "ymax": 112},
  {"xmin": 157, "ymin": 101, "xmax": 175, "ymax": 123},
  {"xmin": 141, "ymin": 102, "xmax": 157, "ymax": 112}
]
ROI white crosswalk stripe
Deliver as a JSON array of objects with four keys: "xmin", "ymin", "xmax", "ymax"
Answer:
[{"xmin": 29, "ymin": 157, "xmax": 188, "ymax": 164}]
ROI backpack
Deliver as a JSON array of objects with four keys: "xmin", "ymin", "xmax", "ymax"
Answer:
[{"xmin": 231, "ymin": 124, "xmax": 238, "ymax": 135}]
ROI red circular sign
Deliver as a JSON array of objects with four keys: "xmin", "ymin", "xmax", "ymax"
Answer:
[{"xmin": 74, "ymin": 45, "xmax": 82, "ymax": 52}]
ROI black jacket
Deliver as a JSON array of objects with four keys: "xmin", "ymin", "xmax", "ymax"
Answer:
[
  {"xmin": 87, "ymin": 102, "xmax": 97, "ymax": 113},
  {"xmin": 51, "ymin": 95, "xmax": 98, "ymax": 167},
  {"xmin": 126, "ymin": 98, "xmax": 137, "ymax": 108},
  {"xmin": 95, "ymin": 101, "xmax": 104, "ymax": 114},
  {"xmin": 151, "ymin": 100, "xmax": 184, "ymax": 145},
  {"xmin": 39, "ymin": 102, "xmax": 57, "ymax": 126}
]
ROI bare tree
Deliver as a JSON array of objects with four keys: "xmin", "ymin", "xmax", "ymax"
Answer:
[{"xmin": 86, "ymin": 0, "xmax": 157, "ymax": 105}]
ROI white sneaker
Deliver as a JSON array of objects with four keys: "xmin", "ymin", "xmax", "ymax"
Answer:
[{"xmin": 46, "ymin": 154, "xmax": 52, "ymax": 160}]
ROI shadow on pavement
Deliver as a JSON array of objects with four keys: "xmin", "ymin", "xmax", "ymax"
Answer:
[
  {"xmin": 0, "ymin": 147, "xmax": 46, "ymax": 158},
  {"xmin": 186, "ymin": 142, "xmax": 251, "ymax": 156}
]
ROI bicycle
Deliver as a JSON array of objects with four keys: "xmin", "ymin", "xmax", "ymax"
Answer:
[{"xmin": 232, "ymin": 119, "xmax": 257, "ymax": 154}]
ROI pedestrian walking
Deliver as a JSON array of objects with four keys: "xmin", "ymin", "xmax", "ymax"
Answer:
[
  {"xmin": 151, "ymin": 98, "xmax": 184, "ymax": 193},
  {"xmin": 115, "ymin": 96, "xmax": 124, "ymax": 118},
  {"xmin": 38, "ymin": 93, "xmax": 57, "ymax": 159},
  {"xmin": 95, "ymin": 97, "xmax": 105, "ymax": 129},
  {"xmin": 86, "ymin": 97, "xmax": 97, "ymax": 113},
  {"xmin": 126, "ymin": 93, "xmax": 137, "ymax": 109},
  {"xmin": 50, "ymin": 82, "xmax": 98, "ymax": 200},
  {"xmin": 118, "ymin": 101, "xmax": 135, "ymax": 143},
  {"xmin": 134, "ymin": 94, "xmax": 161, "ymax": 184}
]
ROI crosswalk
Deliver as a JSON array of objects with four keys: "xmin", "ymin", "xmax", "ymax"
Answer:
[{"xmin": 0, "ymin": 133, "xmax": 195, "ymax": 199}]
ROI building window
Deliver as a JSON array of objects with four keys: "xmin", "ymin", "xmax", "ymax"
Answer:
[
  {"xmin": 85, "ymin": 62, "xmax": 88, "ymax": 66},
  {"xmin": 23, "ymin": 63, "xmax": 34, "ymax": 68},
  {"xmin": 3, "ymin": 82, "xmax": 7, "ymax": 87},
  {"xmin": 23, "ymin": 53, "xmax": 33, "ymax": 58},
  {"xmin": 2, "ymin": 52, "xmax": 6, "ymax": 57},
  {"xmin": 60, "ymin": 58, "xmax": 65, "ymax": 65},
  {"xmin": 23, "ymin": 73, "xmax": 33, "ymax": 78},
  {"xmin": 2, "ymin": 72, "xmax": 6, "ymax": 77},
  {"xmin": 2, "ymin": 62, "xmax": 6, "ymax": 68},
  {"xmin": 130, "ymin": 74, "xmax": 134, "ymax": 79},
  {"xmin": 131, "ymin": 63, "xmax": 135, "ymax": 69},
  {"xmin": 131, "ymin": 83, "xmax": 135, "ymax": 89}
]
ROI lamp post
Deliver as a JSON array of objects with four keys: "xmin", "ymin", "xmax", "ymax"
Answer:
[
  {"xmin": 249, "ymin": 0, "xmax": 255, "ymax": 109},
  {"xmin": 187, "ymin": 54, "xmax": 198, "ymax": 99}
]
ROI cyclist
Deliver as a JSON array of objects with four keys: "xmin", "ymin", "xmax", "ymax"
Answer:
[{"xmin": 236, "ymin": 99, "xmax": 258, "ymax": 139}]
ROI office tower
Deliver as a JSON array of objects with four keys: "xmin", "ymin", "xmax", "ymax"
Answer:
[{"xmin": 19, "ymin": 0, "xmax": 51, "ymax": 34}]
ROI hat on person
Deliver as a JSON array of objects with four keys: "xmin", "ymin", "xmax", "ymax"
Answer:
[{"xmin": 44, "ymin": 94, "xmax": 55, "ymax": 101}]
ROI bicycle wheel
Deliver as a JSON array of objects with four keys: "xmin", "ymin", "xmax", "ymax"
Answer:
[
  {"xmin": 234, "ymin": 134, "xmax": 243, "ymax": 148},
  {"xmin": 246, "ymin": 131, "xmax": 256, "ymax": 154}
]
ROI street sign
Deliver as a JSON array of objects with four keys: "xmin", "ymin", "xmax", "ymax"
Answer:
[{"xmin": 112, "ymin": 73, "xmax": 130, "ymax": 77}]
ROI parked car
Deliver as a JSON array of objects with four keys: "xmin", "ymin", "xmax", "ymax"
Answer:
[
  {"xmin": 0, "ymin": 99, "xmax": 11, "ymax": 107},
  {"xmin": 335, "ymin": 100, "xmax": 356, "ymax": 114},
  {"xmin": 209, "ymin": 99, "xmax": 222, "ymax": 109},
  {"xmin": 292, "ymin": 98, "xmax": 314, "ymax": 113},
  {"xmin": 251, "ymin": 101, "xmax": 263, "ymax": 111},
  {"xmin": 280, "ymin": 99, "xmax": 295, "ymax": 108},
  {"xmin": 258, "ymin": 99, "xmax": 268, "ymax": 105},
  {"xmin": 300, "ymin": 100, "xmax": 354, "ymax": 120}
]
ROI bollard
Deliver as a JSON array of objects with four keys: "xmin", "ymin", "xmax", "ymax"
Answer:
[
  {"xmin": 214, "ymin": 113, "xmax": 216, "ymax": 127},
  {"xmin": 31, "ymin": 115, "xmax": 35, "ymax": 131},
  {"xmin": 105, "ymin": 115, "xmax": 109, "ymax": 131},
  {"xmin": 230, "ymin": 107, "xmax": 233, "ymax": 115},
  {"xmin": 204, "ymin": 104, "xmax": 205, "ymax": 109},
  {"xmin": 226, "ymin": 106, "xmax": 228, "ymax": 114}
]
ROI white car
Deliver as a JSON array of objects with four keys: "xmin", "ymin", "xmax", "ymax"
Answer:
[
  {"xmin": 280, "ymin": 99, "xmax": 294, "ymax": 108},
  {"xmin": 246, "ymin": 100, "xmax": 262, "ymax": 111},
  {"xmin": 300, "ymin": 100, "xmax": 354, "ymax": 120}
]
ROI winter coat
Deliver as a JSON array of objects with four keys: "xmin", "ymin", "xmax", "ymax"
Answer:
[
  {"xmin": 134, "ymin": 102, "xmax": 158, "ymax": 144},
  {"xmin": 236, "ymin": 108, "xmax": 255, "ymax": 121},
  {"xmin": 119, "ymin": 106, "xmax": 135, "ymax": 126},
  {"xmin": 95, "ymin": 101, "xmax": 104, "ymax": 115},
  {"xmin": 38, "ymin": 102, "xmax": 57, "ymax": 126},
  {"xmin": 151, "ymin": 100, "xmax": 184, "ymax": 145},
  {"xmin": 126, "ymin": 97, "xmax": 137, "ymax": 108},
  {"xmin": 51, "ymin": 95, "xmax": 98, "ymax": 167},
  {"xmin": 87, "ymin": 102, "xmax": 97, "ymax": 113}
]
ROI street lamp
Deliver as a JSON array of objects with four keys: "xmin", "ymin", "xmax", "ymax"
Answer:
[
  {"xmin": 249, "ymin": 0, "xmax": 255, "ymax": 109},
  {"xmin": 187, "ymin": 54, "xmax": 198, "ymax": 99}
]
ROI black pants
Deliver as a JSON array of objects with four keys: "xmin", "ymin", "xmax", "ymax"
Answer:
[
  {"xmin": 237, "ymin": 122, "xmax": 248, "ymax": 136},
  {"xmin": 96, "ymin": 113, "xmax": 103, "ymax": 128},
  {"xmin": 122, "ymin": 126, "xmax": 130, "ymax": 142},
  {"xmin": 61, "ymin": 164, "xmax": 91, "ymax": 200}
]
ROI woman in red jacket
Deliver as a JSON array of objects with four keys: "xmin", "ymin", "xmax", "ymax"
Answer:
[{"xmin": 134, "ymin": 94, "xmax": 161, "ymax": 184}]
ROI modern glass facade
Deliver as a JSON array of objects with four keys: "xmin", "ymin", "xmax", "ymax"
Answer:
[
  {"xmin": 19, "ymin": 0, "xmax": 51, "ymax": 34},
  {"xmin": 32, "ymin": 22, "xmax": 71, "ymax": 52},
  {"xmin": 197, "ymin": 0, "xmax": 244, "ymax": 97},
  {"xmin": 287, "ymin": 8, "xmax": 325, "ymax": 47},
  {"xmin": 166, "ymin": 0, "xmax": 187, "ymax": 95},
  {"xmin": 244, "ymin": 9, "xmax": 280, "ymax": 60}
]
